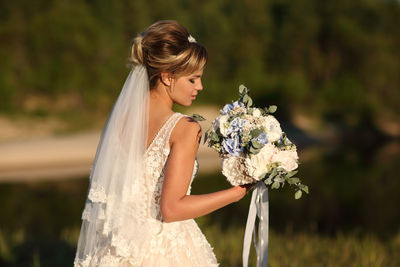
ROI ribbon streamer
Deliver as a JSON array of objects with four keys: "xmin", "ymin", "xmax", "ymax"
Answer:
[{"xmin": 242, "ymin": 181, "xmax": 269, "ymax": 267}]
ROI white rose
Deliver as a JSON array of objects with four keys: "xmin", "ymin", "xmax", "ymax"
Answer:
[
  {"xmin": 231, "ymin": 106, "xmax": 246, "ymax": 115},
  {"xmin": 253, "ymin": 108, "xmax": 262, "ymax": 118},
  {"xmin": 271, "ymin": 149, "xmax": 299, "ymax": 172},
  {"xmin": 242, "ymin": 118, "xmax": 253, "ymax": 132},
  {"xmin": 217, "ymin": 115, "xmax": 229, "ymax": 137},
  {"xmin": 222, "ymin": 155, "xmax": 255, "ymax": 185},
  {"xmin": 263, "ymin": 115, "xmax": 283, "ymax": 143},
  {"xmin": 245, "ymin": 143, "xmax": 278, "ymax": 180}
]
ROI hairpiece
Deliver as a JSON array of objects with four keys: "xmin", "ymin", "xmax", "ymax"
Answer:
[{"xmin": 188, "ymin": 35, "xmax": 196, "ymax": 43}]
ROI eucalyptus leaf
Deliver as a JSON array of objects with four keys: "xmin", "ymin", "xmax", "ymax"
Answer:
[
  {"xmin": 251, "ymin": 140, "xmax": 262, "ymax": 149},
  {"xmin": 247, "ymin": 97, "xmax": 253, "ymax": 107},
  {"xmin": 295, "ymin": 190, "xmax": 302, "ymax": 199},
  {"xmin": 288, "ymin": 177, "xmax": 300, "ymax": 184},
  {"xmin": 264, "ymin": 177, "xmax": 273, "ymax": 185},
  {"xmin": 249, "ymin": 146, "xmax": 261, "ymax": 154},
  {"xmin": 243, "ymin": 94, "xmax": 249, "ymax": 103},
  {"xmin": 286, "ymin": 170, "xmax": 298, "ymax": 178},
  {"xmin": 239, "ymin": 85, "xmax": 247, "ymax": 95},
  {"xmin": 270, "ymin": 168, "xmax": 278, "ymax": 178},
  {"xmin": 192, "ymin": 114, "xmax": 206, "ymax": 121},
  {"xmin": 271, "ymin": 181, "xmax": 280, "ymax": 189},
  {"xmin": 268, "ymin": 105, "xmax": 277, "ymax": 113},
  {"xmin": 250, "ymin": 128, "xmax": 264, "ymax": 138},
  {"xmin": 210, "ymin": 132, "xmax": 219, "ymax": 142},
  {"xmin": 284, "ymin": 137, "xmax": 292, "ymax": 146},
  {"xmin": 301, "ymin": 185, "xmax": 309, "ymax": 194}
]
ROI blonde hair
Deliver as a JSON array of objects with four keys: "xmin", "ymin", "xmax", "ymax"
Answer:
[{"xmin": 130, "ymin": 20, "xmax": 208, "ymax": 89}]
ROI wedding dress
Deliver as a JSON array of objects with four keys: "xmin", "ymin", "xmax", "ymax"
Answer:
[{"xmin": 74, "ymin": 112, "xmax": 218, "ymax": 267}]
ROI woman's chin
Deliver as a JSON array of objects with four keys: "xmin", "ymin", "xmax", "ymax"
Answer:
[{"xmin": 177, "ymin": 100, "xmax": 193, "ymax": 107}]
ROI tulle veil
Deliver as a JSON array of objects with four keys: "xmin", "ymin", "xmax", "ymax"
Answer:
[{"xmin": 74, "ymin": 65, "xmax": 150, "ymax": 265}]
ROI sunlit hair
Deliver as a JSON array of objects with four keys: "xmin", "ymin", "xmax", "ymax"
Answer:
[{"xmin": 130, "ymin": 20, "xmax": 208, "ymax": 89}]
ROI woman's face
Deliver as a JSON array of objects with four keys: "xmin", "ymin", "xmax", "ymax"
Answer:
[{"xmin": 170, "ymin": 69, "xmax": 203, "ymax": 106}]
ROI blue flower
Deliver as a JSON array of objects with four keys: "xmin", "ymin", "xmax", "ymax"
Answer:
[
  {"xmin": 222, "ymin": 134, "xmax": 244, "ymax": 156},
  {"xmin": 253, "ymin": 132, "xmax": 268, "ymax": 146},
  {"xmin": 230, "ymin": 117, "xmax": 246, "ymax": 129},
  {"xmin": 221, "ymin": 101, "xmax": 245, "ymax": 115},
  {"xmin": 226, "ymin": 117, "xmax": 247, "ymax": 136}
]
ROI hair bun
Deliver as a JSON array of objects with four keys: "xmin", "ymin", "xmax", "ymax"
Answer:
[
  {"xmin": 128, "ymin": 21, "xmax": 207, "ymax": 88},
  {"xmin": 130, "ymin": 34, "xmax": 145, "ymax": 65}
]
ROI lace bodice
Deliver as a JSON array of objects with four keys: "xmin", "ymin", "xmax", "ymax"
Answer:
[
  {"xmin": 144, "ymin": 112, "xmax": 198, "ymax": 221},
  {"xmin": 75, "ymin": 112, "xmax": 218, "ymax": 267}
]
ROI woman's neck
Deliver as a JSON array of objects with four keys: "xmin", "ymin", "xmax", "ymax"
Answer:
[{"xmin": 149, "ymin": 85, "xmax": 174, "ymax": 112}]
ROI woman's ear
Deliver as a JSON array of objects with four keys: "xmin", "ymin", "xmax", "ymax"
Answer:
[{"xmin": 160, "ymin": 71, "xmax": 173, "ymax": 87}]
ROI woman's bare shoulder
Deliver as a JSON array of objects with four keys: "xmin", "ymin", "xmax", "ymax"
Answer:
[{"xmin": 170, "ymin": 115, "xmax": 202, "ymax": 147}]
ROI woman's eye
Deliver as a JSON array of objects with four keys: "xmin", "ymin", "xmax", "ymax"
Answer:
[{"xmin": 189, "ymin": 79, "xmax": 195, "ymax": 84}]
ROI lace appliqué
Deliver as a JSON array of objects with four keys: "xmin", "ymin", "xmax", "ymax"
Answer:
[
  {"xmin": 75, "ymin": 113, "xmax": 218, "ymax": 267},
  {"xmin": 88, "ymin": 182, "xmax": 107, "ymax": 203}
]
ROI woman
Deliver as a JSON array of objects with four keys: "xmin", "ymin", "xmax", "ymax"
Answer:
[{"xmin": 74, "ymin": 20, "xmax": 250, "ymax": 267}]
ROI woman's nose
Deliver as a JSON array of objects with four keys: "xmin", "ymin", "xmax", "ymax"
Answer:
[{"xmin": 196, "ymin": 80, "xmax": 203, "ymax": 91}]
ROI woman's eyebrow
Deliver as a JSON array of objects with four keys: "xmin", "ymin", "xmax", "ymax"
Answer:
[{"xmin": 191, "ymin": 75, "xmax": 202, "ymax": 78}]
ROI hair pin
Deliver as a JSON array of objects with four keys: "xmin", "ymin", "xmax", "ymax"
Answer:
[{"xmin": 188, "ymin": 35, "xmax": 196, "ymax": 43}]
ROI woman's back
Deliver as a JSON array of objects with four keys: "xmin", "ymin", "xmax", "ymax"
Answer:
[
  {"xmin": 76, "ymin": 112, "xmax": 218, "ymax": 266},
  {"xmin": 144, "ymin": 113, "xmax": 195, "ymax": 221}
]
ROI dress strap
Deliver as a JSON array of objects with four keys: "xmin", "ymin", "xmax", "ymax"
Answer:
[
  {"xmin": 164, "ymin": 112, "xmax": 187, "ymax": 145},
  {"xmin": 163, "ymin": 112, "xmax": 189, "ymax": 146},
  {"xmin": 145, "ymin": 112, "xmax": 189, "ymax": 154}
]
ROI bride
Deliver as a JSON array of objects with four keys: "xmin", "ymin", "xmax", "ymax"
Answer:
[{"xmin": 74, "ymin": 20, "xmax": 251, "ymax": 267}]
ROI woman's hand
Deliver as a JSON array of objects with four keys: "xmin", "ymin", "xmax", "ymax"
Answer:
[{"xmin": 234, "ymin": 183, "xmax": 256, "ymax": 201}]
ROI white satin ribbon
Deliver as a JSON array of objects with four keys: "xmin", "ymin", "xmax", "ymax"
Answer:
[{"xmin": 242, "ymin": 181, "xmax": 269, "ymax": 267}]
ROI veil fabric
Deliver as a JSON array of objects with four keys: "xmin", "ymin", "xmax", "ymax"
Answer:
[{"xmin": 74, "ymin": 65, "xmax": 150, "ymax": 264}]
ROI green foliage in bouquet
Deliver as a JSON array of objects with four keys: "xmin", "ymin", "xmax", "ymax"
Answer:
[
  {"xmin": 264, "ymin": 168, "xmax": 309, "ymax": 200},
  {"xmin": 193, "ymin": 85, "xmax": 309, "ymax": 199}
]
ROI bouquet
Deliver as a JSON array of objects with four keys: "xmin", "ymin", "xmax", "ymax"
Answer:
[{"xmin": 194, "ymin": 85, "xmax": 308, "ymax": 199}]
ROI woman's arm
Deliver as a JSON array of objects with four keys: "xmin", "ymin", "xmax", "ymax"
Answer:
[{"xmin": 160, "ymin": 117, "xmax": 249, "ymax": 223}]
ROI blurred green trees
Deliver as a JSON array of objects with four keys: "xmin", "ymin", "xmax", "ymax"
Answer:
[{"xmin": 0, "ymin": 0, "xmax": 399, "ymax": 129}]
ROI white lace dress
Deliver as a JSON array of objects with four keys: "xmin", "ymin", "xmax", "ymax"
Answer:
[{"xmin": 75, "ymin": 112, "xmax": 218, "ymax": 267}]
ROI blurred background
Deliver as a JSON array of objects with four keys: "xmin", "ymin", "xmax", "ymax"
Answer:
[{"xmin": 0, "ymin": 0, "xmax": 400, "ymax": 266}]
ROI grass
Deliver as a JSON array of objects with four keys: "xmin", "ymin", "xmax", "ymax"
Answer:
[
  {"xmin": 196, "ymin": 219, "xmax": 400, "ymax": 267},
  {"xmin": 0, "ymin": 225, "xmax": 399, "ymax": 266}
]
